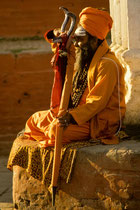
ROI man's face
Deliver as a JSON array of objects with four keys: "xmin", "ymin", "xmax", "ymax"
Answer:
[
  {"xmin": 73, "ymin": 33, "xmax": 98, "ymax": 54},
  {"xmin": 73, "ymin": 26, "xmax": 99, "ymax": 73},
  {"xmin": 73, "ymin": 35, "xmax": 96, "ymax": 73},
  {"xmin": 73, "ymin": 34, "xmax": 89, "ymax": 50}
]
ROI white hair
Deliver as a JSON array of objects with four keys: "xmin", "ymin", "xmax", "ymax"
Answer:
[{"xmin": 74, "ymin": 26, "xmax": 87, "ymax": 36}]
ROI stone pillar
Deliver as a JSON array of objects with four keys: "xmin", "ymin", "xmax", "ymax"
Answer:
[{"xmin": 109, "ymin": 0, "xmax": 140, "ymax": 124}]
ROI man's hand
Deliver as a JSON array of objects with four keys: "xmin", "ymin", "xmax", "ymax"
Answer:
[
  {"xmin": 58, "ymin": 112, "xmax": 72, "ymax": 128},
  {"xmin": 58, "ymin": 112, "xmax": 77, "ymax": 128}
]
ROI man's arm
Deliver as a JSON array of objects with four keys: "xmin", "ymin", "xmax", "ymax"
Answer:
[{"xmin": 69, "ymin": 59, "xmax": 118, "ymax": 125}]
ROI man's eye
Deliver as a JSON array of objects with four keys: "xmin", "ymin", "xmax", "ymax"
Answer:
[
  {"xmin": 78, "ymin": 37, "xmax": 85, "ymax": 42},
  {"xmin": 74, "ymin": 36, "xmax": 81, "ymax": 41}
]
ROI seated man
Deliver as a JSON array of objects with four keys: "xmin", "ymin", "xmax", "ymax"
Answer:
[{"xmin": 24, "ymin": 7, "xmax": 126, "ymax": 147}]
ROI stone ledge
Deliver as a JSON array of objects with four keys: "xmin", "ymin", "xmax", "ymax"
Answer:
[
  {"xmin": 12, "ymin": 140, "xmax": 140, "ymax": 210},
  {"xmin": 0, "ymin": 202, "xmax": 14, "ymax": 210},
  {"xmin": 0, "ymin": 39, "xmax": 51, "ymax": 54}
]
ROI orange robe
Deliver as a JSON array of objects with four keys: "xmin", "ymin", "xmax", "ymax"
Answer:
[
  {"xmin": 24, "ymin": 40, "xmax": 126, "ymax": 146},
  {"xmin": 24, "ymin": 89, "xmax": 90, "ymax": 147}
]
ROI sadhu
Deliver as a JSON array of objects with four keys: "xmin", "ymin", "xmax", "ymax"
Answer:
[
  {"xmin": 12, "ymin": 7, "xmax": 127, "ymax": 206},
  {"xmin": 24, "ymin": 7, "xmax": 126, "ymax": 147}
]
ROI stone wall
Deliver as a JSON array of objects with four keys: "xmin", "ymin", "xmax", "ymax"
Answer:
[
  {"xmin": 109, "ymin": 0, "xmax": 140, "ymax": 125},
  {"xmin": 0, "ymin": 42, "xmax": 53, "ymax": 140},
  {"xmin": 12, "ymin": 140, "xmax": 140, "ymax": 209},
  {"xmin": 0, "ymin": 0, "xmax": 109, "ymax": 38}
]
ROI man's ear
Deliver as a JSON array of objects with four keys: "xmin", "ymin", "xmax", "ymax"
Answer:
[{"xmin": 90, "ymin": 36, "xmax": 98, "ymax": 50}]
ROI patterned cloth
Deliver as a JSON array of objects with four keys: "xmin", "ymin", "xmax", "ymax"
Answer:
[
  {"xmin": 7, "ymin": 136, "xmax": 101, "ymax": 188},
  {"xmin": 71, "ymin": 65, "xmax": 88, "ymax": 108}
]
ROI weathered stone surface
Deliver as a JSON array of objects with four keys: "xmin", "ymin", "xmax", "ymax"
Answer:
[
  {"xmin": 0, "ymin": 156, "xmax": 13, "ymax": 204},
  {"xmin": 0, "ymin": 203, "xmax": 14, "ymax": 210},
  {"xmin": 13, "ymin": 140, "xmax": 140, "ymax": 209},
  {"xmin": 110, "ymin": 0, "xmax": 140, "ymax": 125}
]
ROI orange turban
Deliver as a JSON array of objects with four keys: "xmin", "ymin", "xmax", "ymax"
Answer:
[{"xmin": 79, "ymin": 7, "xmax": 113, "ymax": 40}]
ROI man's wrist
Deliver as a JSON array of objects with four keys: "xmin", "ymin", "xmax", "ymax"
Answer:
[{"xmin": 69, "ymin": 113, "xmax": 77, "ymax": 124}]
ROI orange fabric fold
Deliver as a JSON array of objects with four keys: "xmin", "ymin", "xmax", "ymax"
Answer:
[{"xmin": 79, "ymin": 7, "xmax": 113, "ymax": 40}]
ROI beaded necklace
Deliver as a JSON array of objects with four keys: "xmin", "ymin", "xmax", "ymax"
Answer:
[
  {"xmin": 70, "ymin": 42, "xmax": 96, "ymax": 108},
  {"xmin": 71, "ymin": 64, "xmax": 89, "ymax": 108}
]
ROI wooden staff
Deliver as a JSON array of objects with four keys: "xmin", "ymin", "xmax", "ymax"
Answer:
[
  {"xmin": 51, "ymin": 8, "xmax": 76, "ymax": 206},
  {"xmin": 51, "ymin": 56, "xmax": 74, "ymax": 205}
]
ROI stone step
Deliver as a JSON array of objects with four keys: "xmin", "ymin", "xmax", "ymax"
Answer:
[
  {"xmin": 0, "ymin": 39, "xmax": 51, "ymax": 54},
  {"xmin": 12, "ymin": 140, "xmax": 140, "ymax": 210},
  {"xmin": 0, "ymin": 203, "xmax": 14, "ymax": 210}
]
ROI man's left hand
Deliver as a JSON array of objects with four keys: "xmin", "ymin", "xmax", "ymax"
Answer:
[{"xmin": 58, "ymin": 112, "xmax": 72, "ymax": 128}]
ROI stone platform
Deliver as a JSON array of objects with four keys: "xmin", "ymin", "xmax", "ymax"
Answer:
[
  {"xmin": 0, "ymin": 202, "xmax": 14, "ymax": 210},
  {"xmin": 12, "ymin": 140, "xmax": 140, "ymax": 210}
]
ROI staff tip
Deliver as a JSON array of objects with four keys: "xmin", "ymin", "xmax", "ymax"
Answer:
[{"xmin": 52, "ymin": 186, "xmax": 57, "ymax": 207}]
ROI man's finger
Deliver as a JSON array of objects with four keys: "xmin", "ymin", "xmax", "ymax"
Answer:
[{"xmin": 58, "ymin": 122, "xmax": 68, "ymax": 128}]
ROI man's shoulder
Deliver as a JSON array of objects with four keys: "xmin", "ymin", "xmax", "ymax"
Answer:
[
  {"xmin": 98, "ymin": 49, "xmax": 124, "ymax": 70},
  {"xmin": 102, "ymin": 49, "xmax": 121, "ymax": 66},
  {"xmin": 95, "ymin": 50, "xmax": 125, "ymax": 77}
]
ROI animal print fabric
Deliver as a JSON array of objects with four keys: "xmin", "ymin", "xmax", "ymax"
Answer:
[{"xmin": 7, "ymin": 136, "xmax": 100, "ymax": 188}]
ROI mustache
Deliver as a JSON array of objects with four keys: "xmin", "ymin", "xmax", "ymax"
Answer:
[
  {"xmin": 74, "ymin": 46, "xmax": 89, "ymax": 73},
  {"xmin": 75, "ymin": 46, "xmax": 89, "ymax": 59},
  {"xmin": 75, "ymin": 45, "xmax": 88, "ymax": 53},
  {"xmin": 74, "ymin": 43, "xmax": 95, "ymax": 73}
]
